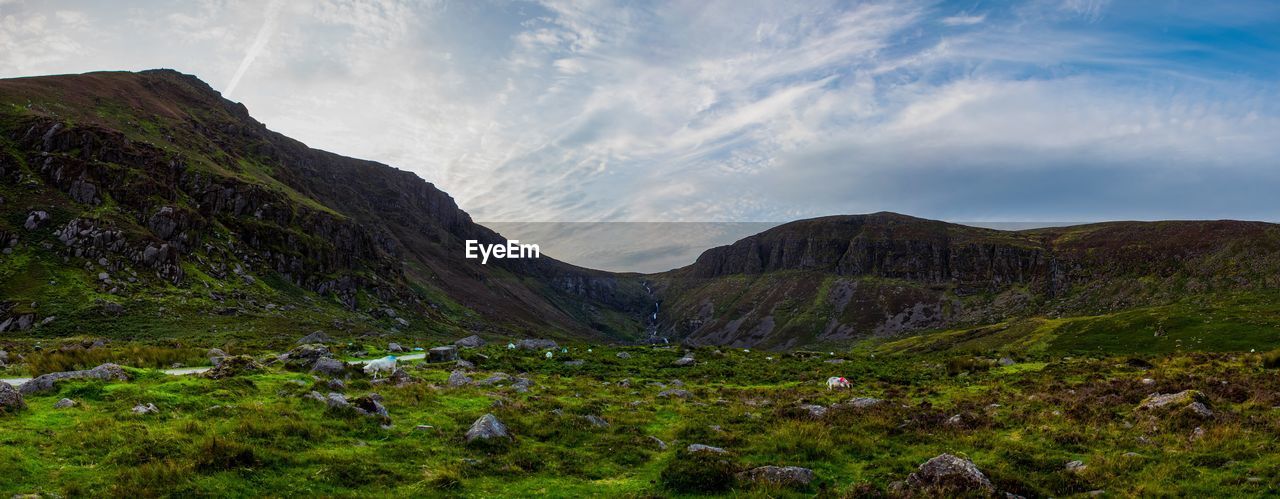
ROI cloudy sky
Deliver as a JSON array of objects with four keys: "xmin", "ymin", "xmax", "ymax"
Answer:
[{"xmin": 2, "ymin": 0, "xmax": 1279, "ymax": 230}]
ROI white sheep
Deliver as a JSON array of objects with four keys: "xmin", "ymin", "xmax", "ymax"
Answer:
[
  {"xmin": 545, "ymin": 351, "xmax": 553, "ymax": 359},
  {"xmin": 364, "ymin": 355, "xmax": 397, "ymax": 379},
  {"xmin": 826, "ymin": 376, "xmax": 851, "ymax": 390}
]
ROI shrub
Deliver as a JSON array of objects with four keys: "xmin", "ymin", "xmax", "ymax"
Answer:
[
  {"xmin": 1261, "ymin": 349, "xmax": 1280, "ymax": 369},
  {"xmin": 659, "ymin": 449, "xmax": 740, "ymax": 493}
]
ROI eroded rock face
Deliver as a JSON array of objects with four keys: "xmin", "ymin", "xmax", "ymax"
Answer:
[
  {"xmin": 0, "ymin": 382, "xmax": 26, "ymax": 414},
  {"xmin": 737, "ymin": 466, "xmax": 815, "ymax": 488},
  {"xmin": 20, "ymin": 363, "xmax": 129, "ymax": 395},
  {"xmin": 465, "ymin": 413, "xmax": 510, "ymax": 443},
  {"xmin": 454, "ymin": 335, "xmax": 485, "ymax": 348},
  {"xmin": 898, "ymin": 453, "xmax": 994, "ymax": 495}
]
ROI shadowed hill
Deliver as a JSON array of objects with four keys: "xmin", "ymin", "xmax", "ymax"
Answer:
[{"xmin": 0, "ymin": 69, "xmax": 648, "ymax": 342}]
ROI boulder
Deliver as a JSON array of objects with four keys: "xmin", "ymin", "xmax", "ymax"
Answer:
[
  {"xmin": 455, "ymin": 359, "xmax": 475, "ymax": 370},
  {"xmin": 563, "ymin": 360, "xmax": 585, "ymax": 367},
  {"xmin": 673, "ymin": 354, "xmax": 696, "ymax": 366},
  {"xmin": 466, "ymin": 413, "xmax": 511, "ymax": 443},
  {"xmin": 511, "ymin": 378, "xmax": 533, "ymax": 393},
  {"xmin": 659, "ymin": 389, "xmax": 692, "ymax": 399},
  {"xmin": 372, "ymin": 368, "xmax": 414, "ymax": 387},
  {"xmin": 429, "ymin": 346, "xmax": 459, "ymax": 363},
  {"xmin": 283, "ymin": 344, "xmax": 332, "ymax": 370},
  {"xmin": 998, "ymin": 357, "xmax": 1016, "ymax": 366},
  {"xmin": 800, "ymin": 404, "xmax": 828, "ymax": 418},
  {"xmin": 649, "ymin": 436, "xmax": 668, "ymax": 450},
  {"xmin": 20, "ymin": 363, "xmax": 129, "ymax": 395},
  {"xmin": 0, "ymin": 382, "xmax": 25, "ymax": 414},
  {"xmin": 1138, "ymin": 390, "xmax": 1214, "ymax": 418},
  {"xmin": 132, "ymin": 403, "xmax": 159, "ymax": 415},
  {"xmin": 388, "ymin": 342, "xmax": 406, "ymax": 353},
  {"xmin": 899, "ymin": 453, "xmax": 994, "ymax": 494},
  {"xmin": 616, "ymin": 352, "xmax": 632, "ymax": 359},
  {"xmin": 476, "ymin": 373, "xmax": 512, "ymax": 386},
  {"xmin": 841, "ymin": 397, "xmax": 885, "ymax": 409},
  {"xmin": 207, "ymin": 348, "xmax": 227, "ymax": 366},
  {"xmin": 53, "ymin": 398, "xmax": 77, "ymax": 409},
  {"xmin": 455, "ymin": 335, "xmax": 485, "ymax": 348},
  {"xmin": 517, "ymin": 339, "xmax": 558, "ymax": 351},
  {"xmin": 352, "ymin": 394, "xmax": 390, "ymax": 423},
  {"xmin": 310, "ymin": 357, "xmax": 347, "ymax": 377},
  {"xmin": 737, "ymin": 466, "xmax": 816, "ymax": 488},
  {"xmin": 296, "ymin": 331, "xmax": 333, "ymax": 344},
  {"xmin": 447, "ymin": 370, "xmax": 474, "ymax": 387},
  {"xmin": 324, "ymin": 392, "xmax": 349, "ymax": 410},
  {"xmin": 203, "ymin": 355, "xmax": 265, "ymax": 379}
]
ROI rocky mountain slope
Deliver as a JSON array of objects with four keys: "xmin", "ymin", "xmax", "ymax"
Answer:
[
  {"xmin": 0, "ymin": 70, "xmax": 648, "ymax": 343},
  {"xmin": 650, "ymin": 213, "xmax": 1280, "ymax": 349},
  {"xmin": 3, "ymin": 69, "xmax": 1278, "ymax": 352}
]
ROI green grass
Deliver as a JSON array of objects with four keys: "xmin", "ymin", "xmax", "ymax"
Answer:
[{"xmin": 3, "ymin": 343, "xmax": 1280, "ymax": 496}]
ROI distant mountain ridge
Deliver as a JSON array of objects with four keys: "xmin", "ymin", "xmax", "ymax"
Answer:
[{"xmin": 652, "ymin": 213, "xmax": 1280, "ymax": 349}]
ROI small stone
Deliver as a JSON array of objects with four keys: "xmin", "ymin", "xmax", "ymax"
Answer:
[
  {"xmin": 132, "ymin": 403, "xmax": 159, "ymax": 415},
  {"xmin": 686, "ymin": 443, "xmax": 726, "ymax": 454},
  {"xmin": 1065, "ymin": 460, "xmax": 1086, "ymax": 472},
  {"xmin": 616, "ymin": 352, "xmax": 631, "ymax": 359}
]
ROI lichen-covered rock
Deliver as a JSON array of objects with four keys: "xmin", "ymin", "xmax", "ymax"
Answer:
[
  {"xmin": 898, "ymin": 453, "xmax": 994, "ymax": 495},
  {"xmin": 0, "ymin": 382, "xmax": 26, "ymax": 414},
  {"xmin": 659, "ymin": 389, "xmax": 692, "ymax": 399},
  {"xmin": 203, "ymin": 355, "xmax": 264, "ymax": 379},
  {"xmin": 1138, "ymin": 390, "xmax": 1214, "ymax": 419},
  {"xmin": 283, "ymin": 343, "xmax": 331, "ymax": 370},
  {"xmin": 466, "ymin": 413, "xmax": 510, "ymax": 443},
  {"xmin": 20, "ymin": 363, "xmax": 129, "ymax": 395},
  {"xmin": 53, "ymin": 398, "xmax": 77, "ymax": 409},
  {"xmin": 737, "ymin": 466, "xmax": 815, "ymax": 488},
  {"xmin": 132, "ymin": 403, "xmax": 158, "ymax": 415},
  {"xmin": 388, "ymin": 342, "xmax": 406, "ymax": 353},
  {"xmin": 686, "ymin": 443, "xmax": 727, "ymax": 454}
]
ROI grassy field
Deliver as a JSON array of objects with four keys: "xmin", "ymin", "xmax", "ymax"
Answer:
[{"xmin": 3, "ymin": 340, "xmax": 1279, "ymax": 497}]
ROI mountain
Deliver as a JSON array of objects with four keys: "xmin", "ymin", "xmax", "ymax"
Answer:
[
  {"xmin": 3, "ymin": 69, "xmax": 1279, "ymax": 354},
  {"xmin": 650, "ymin": 213, "xmax": 1280, "ymax": 351},
  {"xmin": 0, "ymin": 69, "xmax": 649, "ymax": 343}
]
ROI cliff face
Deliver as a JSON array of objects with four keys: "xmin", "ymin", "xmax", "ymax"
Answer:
[
  {"xmin": 0, "ymin": 70, "xmax": 647, "ymax": 340},
  {"xmin": 656, "ymin": 213, "xmax": 1280, "ymax": 349}
]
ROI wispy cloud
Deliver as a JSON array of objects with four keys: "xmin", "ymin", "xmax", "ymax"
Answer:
[
  {"xmin": 224, "ymin": 0, "xmax": 283, "ymax": 98},
  {"xmin": 1, "ymin": 0, "xmax": 1278, "ymax": 233}
]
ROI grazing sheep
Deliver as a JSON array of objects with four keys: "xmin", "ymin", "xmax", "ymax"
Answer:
[
  {"xmin": 826, "ymin": 376, "xmax": 851, "ymax": 390},
  {"xmin": 545, "ymin": 351, "xmax": 553, "ymax": 359},
  {"xmin": 364, "ymin": 356, "xmax": 397, "ymax": 379},
  {"xmin": 507, "ymin": 343, "xmax": 516, "ymax": 349}
]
